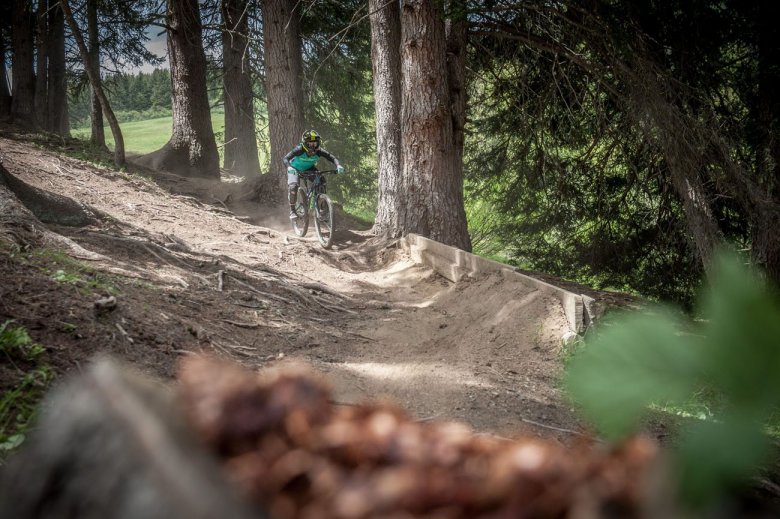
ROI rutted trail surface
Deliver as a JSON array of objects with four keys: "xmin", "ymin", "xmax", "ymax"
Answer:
[{"xmin": 0, "ymin": 133, "xmax": 589, "ymax": 441}]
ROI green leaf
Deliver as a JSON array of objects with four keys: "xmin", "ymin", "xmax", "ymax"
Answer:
[
  {"xmin": 0, "ymin": 320, "xmax": 33, "ymax": 355},
  {"xmin": 675, "ymin": 414, "xmax": 769, "ymax": 507},
  {"xmin": 0, "ymin": 434, "xmax": 25, "ymax": 451},
  {"xmin": 565, "ymin": 251, "xmax": 780, "ymax": 508},
  {"xmin": 565, "ymin": 308, "xmax": 703, "ymax": 440},
  {"xmin": 698, "ymin": 252, "xmax": 780, "ymax": 409}
]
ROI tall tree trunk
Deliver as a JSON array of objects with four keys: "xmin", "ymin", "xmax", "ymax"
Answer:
[
  {"xmin": 369, "ymin": 0, "xmax": 403, "ymax": 237},
  {"xmin": 752, "ymin": 0, "xmax": 780, "ymax": 287},
  {"xmin": 34, "ymin": 0, "xmax": 47, "ymax": 127},
  {"xmin": 140, "ymin": 0, "xmax": 219, "ymax": 178},
  {"xmin": 755, "ymin": 0, "xmax": 780, "ymax": 191},
  {"xmin": 0, "ymin": 27, "xmax": 11, "ymax": 118},
  {"xmin": 666, "ymin": 163, "xmax": 722, "ymax": 270},
  {"xmin": 11, "ymin": 0, "xmax": 36, "ymax": 127},
  {"xmin": 445, "ymin": 0, "xmax": 469, "ymax": 248},
  {"xmin": 47, "ymin": 0, "xmax": 68, "ymax": 136},
  {"xmin": 621, "ymin": 57, "xmax": 722, "ymax": 273},
  {"xmin": 399, "ymin": 0, "xmax": 471, "ymax": 250},
  {"xmin": 222, "ymin": 0, "xmax": 259, "ymax": 177},
  {"xmin": 60, "ymin": 0, "xmax": 125, "ymax": 167},
  {"xmin": 751, "ymin": 205, "xmax": 780, "ymax": 289},
  {"xmin": 261, "ymin": 0, "xmax": 305, "ymax": 197},
  {"xmin": 87, "ymin": 0, "xmax": 105, "ymax": 148}
]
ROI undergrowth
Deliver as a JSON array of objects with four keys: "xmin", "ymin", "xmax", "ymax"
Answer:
[
  {"xmin": 0, "ymin": 320, "xmax": 51, "ymax": 464},
  {"xmin": 10, "ymin": 247, "xmax": 119, "ymax": 296},
  {"xmin": 565, "ymin": 251, "xmax": 780, "ymax": 510},
  {"xmin": 25, "ymin": 132, "xmax": 118, "ymax": 171}
]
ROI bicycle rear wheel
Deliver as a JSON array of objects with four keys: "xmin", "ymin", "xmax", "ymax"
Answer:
[
  {"xmin": 291, "ymin": 189, "xmax": 309, "ymax": 237},
  {"xmin": 313, "ymin": 194, "xmax": 334, "ymax": 248}
]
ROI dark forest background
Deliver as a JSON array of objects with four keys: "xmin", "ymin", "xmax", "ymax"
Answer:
[{"xmin": 2, "ymin": 0, "xmax": 779, "ymax": 308}]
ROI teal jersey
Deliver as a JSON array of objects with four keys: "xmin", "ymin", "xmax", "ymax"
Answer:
[{"xmin": 284, "ymin": 145, "xmax": 339, "ymax": 171}]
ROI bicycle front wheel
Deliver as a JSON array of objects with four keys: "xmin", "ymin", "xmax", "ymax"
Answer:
[
  {"xmin": 291, "ymin": 189, "xmax": 309, "ymax": 237},
  {"xmin": 313, "ymin": 194, "xmax": 334, "ymax": 248}
]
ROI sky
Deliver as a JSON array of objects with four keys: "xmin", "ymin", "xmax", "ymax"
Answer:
[
  {"xmin": 134, "ymin": 29, "xmax": 169, "ymax": 73},
  {"xmin": 2, "ymin": 28, "xmax": 171, "ymax": 77}
]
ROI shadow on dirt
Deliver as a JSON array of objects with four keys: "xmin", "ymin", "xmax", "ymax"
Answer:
[{"xmin": 312, "ymin": 235, "xmax": 405, "ymax": 274}]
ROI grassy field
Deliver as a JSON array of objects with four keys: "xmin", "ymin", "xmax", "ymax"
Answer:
[{"xmin": 73, "ymin": 112, "xmax": 226, "ymax": 156}]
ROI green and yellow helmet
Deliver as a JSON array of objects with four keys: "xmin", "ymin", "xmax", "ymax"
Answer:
[{"xmin": 301, "ymin": 130, "xmax": 321, "ymax": 152}]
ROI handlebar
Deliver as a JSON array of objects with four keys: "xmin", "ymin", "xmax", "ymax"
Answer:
[{"xmin": 293, "ymin": 170, "xmax": 339, "ymax": 181}]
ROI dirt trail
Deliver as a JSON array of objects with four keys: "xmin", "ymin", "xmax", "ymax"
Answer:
[{"xmin": 0, "ymin": 134, "xmax": 587, "ymax": 441}]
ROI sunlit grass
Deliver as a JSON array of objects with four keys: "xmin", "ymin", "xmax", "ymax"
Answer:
[
  {"xmin": 340, "ymin": 203, "xmax": 374, "ymax": 225},
  {"xmin": 72, "ymin": 112, "xmax": 273, "ymax": 168},
  {"xmin": 72, "ymin": 113, "xmax": 226, "ymax": 155}
]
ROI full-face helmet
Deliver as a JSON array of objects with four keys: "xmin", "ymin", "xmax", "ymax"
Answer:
[{"xmin": 301, "ymin": 130, "xmax": 321, "ymax": 152}]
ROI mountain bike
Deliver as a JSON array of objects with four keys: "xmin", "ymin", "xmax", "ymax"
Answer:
[{"xmin": 290, "ymin": 169, "xmax": 337, "ymax": 248}]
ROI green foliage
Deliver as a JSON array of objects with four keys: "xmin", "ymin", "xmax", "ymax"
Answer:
[
  {"xmin": 61, "ymin": 323, "xmax": 78, "ymax": 333},
  {"xmin": 52, "ymin": 269, "xmax": 82, "ymax": 285},
  {"xmin": 339, "ymin": 203, "xmax": 375, "ymax": 227},
  {"xmin": 565, "ymin": 251, "xmax": 780, "ymax": 507},
  {"xmin": 463, "ymin": 1, "xmax": 774, "ymax": 307},
  {"xmin": 300, "ymin": 0, "xmax": 378, "ymax": 209},
  {"xmin": 110, "ymin": 107, "xmax": 173, "ymax": 124},
  {"xmin": 53, "ymin": 140, "xmax": 118, "ymax": 170},
  {"xmin": 0, "ymin": 321, "xmax": 52, "ymax": 462},
  {"xmin": 566, "ymin": 307, "xmax": 703, "ymax": 437},
  {"xmin": 50, "ymin": 265, "xmax": 118, "ymax": 295},
  {"xmin": 13, "ymin": 247, "xmax": 119, "ymax": 296},
  {"xmin": 69, "ymin": 69, "xmax": 173, "ymax": 127},
  {"xmin": 0, "ymin": 321, "xmax": 44, "ymax": 360}
]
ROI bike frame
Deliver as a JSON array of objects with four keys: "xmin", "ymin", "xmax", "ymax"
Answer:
[
  {"xmin": 290, "ymin": 169, "xmax": 338, "ymax": 248},
  {"xmin": 297, "ymin": 170, "xmax": 336, "ymax": 212}
]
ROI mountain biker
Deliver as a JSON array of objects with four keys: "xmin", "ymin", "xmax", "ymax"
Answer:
[{"xmin": 284, "ymin": 130, "xmax": 344, "ymax": 219}]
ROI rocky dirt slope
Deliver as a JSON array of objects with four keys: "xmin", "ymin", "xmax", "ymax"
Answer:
[{"xmin": 0, "ymin": 130, "xmax": 616, "ymax": 441}]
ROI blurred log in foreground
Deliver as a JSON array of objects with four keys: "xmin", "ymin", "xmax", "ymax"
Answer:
[
  {"xmin": 0, "ymin": 357, "xmax": 264, "ymax": 519},
  {"xmin": 178, "ymin": 356, "xmax": 675, "ymax": 519}
]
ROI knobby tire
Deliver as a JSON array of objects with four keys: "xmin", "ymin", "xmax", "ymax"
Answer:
[{"xmin": 314, "ymin": 194, "xmax": 334, "ymax": 249}]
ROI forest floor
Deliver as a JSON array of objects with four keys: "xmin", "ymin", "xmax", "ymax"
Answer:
[{"xmin": 0, "ymin": 129, "xmax": 644, "ymax": 445}]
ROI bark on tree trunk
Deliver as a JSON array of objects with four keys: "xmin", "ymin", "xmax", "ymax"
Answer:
[
  {"xmin": 11, "ymin": 0, "xmax": 36, "ymax": 126},
  {"xmin": 399, "ymin": 0, "xmax": 471, "ymax": 250},
  {"xmin": 87, "ymin": 0, "xmax": 105, "ymax": 148},
  {"xmin": 652, "ymin": 107, "xmax": 722, "ymax": 271},
  {"xmin": 139, "ymin": 0, "xmax": 219, "ymax": 178},
  {"xmin": 755, "ymin": 1, "xmax": 780, "ymax": 190},
  {"xmin": 61, "ymin": 0, "xmax": 126, "ymax": 167},
  {"xmin": 34, "ymin": 0, "xmax": 48, "ymax": 128},
  {"xmin": 666, "ymin": 163, "xmax": 722, "ymax": 270},
  {"xmin": 0, "ymin": 27, "xmax": 11, "ymax": 118},
  {"xmin": 369, "ymin": 0, "xmax": 403, "ymax": 237},
  {"xmin": 752, "ymin": 208, "xmax": 780, "ymax": 289},
  {"xmin": 222, "ymin": 0, "xmax": 260, "ymax": 178},
  {"xmin": 622, "ymin": 59, "xmax": 722, "ymax": 273},
  {"xmin": 445, "ymin": 0, "xmax": 469, "ymax": 249},
  {"xmin": 752, "ymin": 0, "xmax": 780, "ymax": 288},
  {"xmin": 47, "ymin": 1, "xmax": 68, "ymax": 137},
  {"xmin": 261, "ymin": 0, "xmax": 305, "ymax": 198}
]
